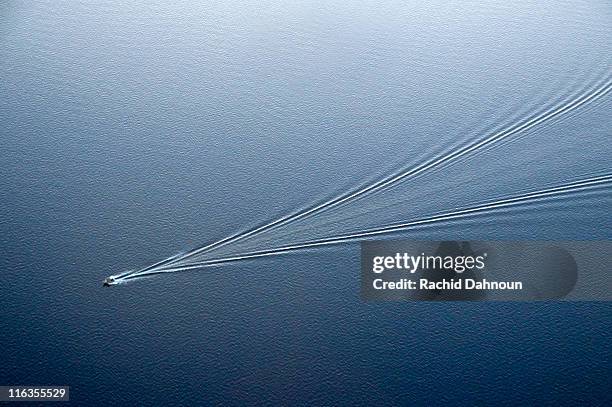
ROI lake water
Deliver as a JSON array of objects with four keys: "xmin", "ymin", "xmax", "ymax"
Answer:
[{"xmin": 1, "ymin": 1, "xmax": 611, "ymax": 405}]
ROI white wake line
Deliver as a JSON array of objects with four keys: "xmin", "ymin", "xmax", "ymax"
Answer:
[
  {"xmin": 122, "ymin": 75, "xmax": 612, "ymax": 278},
  {"xmin": 120, "ymin": 173, "xmax": 612, "ymax": 280}
]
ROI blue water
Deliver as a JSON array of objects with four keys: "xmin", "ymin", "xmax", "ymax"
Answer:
[{"xmin": 1, "ymin": 1, "xmax": 611, "ymax": 405}]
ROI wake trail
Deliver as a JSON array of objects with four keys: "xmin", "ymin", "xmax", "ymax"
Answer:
[
  {"xmin": 120, "ymin": 173, "xmax": 612, "ymax": 281},
  {"xmin": 118, "ymin": 73, "xmax": 612, "ymax": 280}
]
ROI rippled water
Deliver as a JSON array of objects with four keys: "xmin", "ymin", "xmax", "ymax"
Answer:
[{"xmin": 1, "ymin": 1, "xmax": 611, "ymax": 405}]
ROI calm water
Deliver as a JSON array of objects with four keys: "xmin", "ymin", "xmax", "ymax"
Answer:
[{"xmin": 1, "ymin": 1, "xmax": 611, "ymax": 405}]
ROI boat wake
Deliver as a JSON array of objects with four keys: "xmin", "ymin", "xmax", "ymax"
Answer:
[{"xmin": 105, "ymin": 69, "xmax": 612, "ymax": 286}]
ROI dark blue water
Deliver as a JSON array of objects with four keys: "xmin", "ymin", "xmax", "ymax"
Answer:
[{"xmin": 1, "ymin": 1, "xmax": 611, "ymax": 405}]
